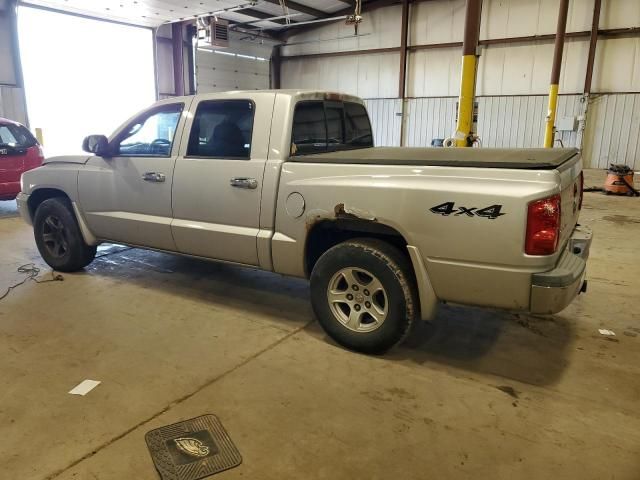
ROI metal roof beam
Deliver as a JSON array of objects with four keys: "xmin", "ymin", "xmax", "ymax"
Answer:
[{"xmin": 258, "ymin": 0, "xmax": 326, "ymax": 18}]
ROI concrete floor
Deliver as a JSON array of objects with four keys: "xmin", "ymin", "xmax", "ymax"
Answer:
[{"xmin": 0, "ymin": 169, "xmax": 639, "ymax": 480}]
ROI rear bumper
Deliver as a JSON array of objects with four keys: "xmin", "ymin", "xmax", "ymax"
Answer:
[
  {"xmin": 529, "ymin": 225, "xmax": 592, "ymax": 314},
  {"xmin": 16, "ymin": 192, "xmax": 32, "ymax": 225},
  {"xmin": 0, "ymin": 182, "xmax": 20, "ymax": 200}
]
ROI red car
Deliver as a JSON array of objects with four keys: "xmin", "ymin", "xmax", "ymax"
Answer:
[{"xmin": 0, "ymin": 117, "xmax": 44, "ymax": 201}]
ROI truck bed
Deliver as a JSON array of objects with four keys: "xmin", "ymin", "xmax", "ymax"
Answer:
[{"xmin": 290, "ymin": 147, "xmax": 579, "ymax": 170}]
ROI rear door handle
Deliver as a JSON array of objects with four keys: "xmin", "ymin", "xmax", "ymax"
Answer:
[
  {"xmin": 142, "ymin": 172, "xmax": 166, "ymax": 183},
  {"xmin": 230, "ymin": 177, "xmax": 258, "ymax": 189}
]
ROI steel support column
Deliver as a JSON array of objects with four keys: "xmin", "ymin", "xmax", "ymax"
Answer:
[
  {"xmin": 270, "ymin": 45, "xmax": 281, "ymax": 89},
  {"xmin": 185, "ymin": 25, "xmax": 197, "ymax": 95},
  {"xmin": 454, "ymin": 0, "xmax": 482, "ymax": 147},
  {"xmin": 584, "ymin": 0, "xmax": 601, "ymax": 95},
  {"xmin": 172, "ymin": 22, "xmax": 185, "ymax": 97},
  {"xmin": 544, "ymin": 0, "xmax": 569, "ymax": 148},
  {"xmin": 398, "ymin": 0, "xmax": 409, "ymax": 146}
]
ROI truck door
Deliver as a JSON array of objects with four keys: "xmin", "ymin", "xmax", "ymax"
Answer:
[
  {"xmin": 78, "ymin": 102, "xmax": 187, "ymax": 250},
  {"xmin": 170, "ymin": 94, "xmax": 275, "ymax": 266}
]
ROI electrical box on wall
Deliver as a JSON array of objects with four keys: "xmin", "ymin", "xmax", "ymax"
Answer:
[
  {"xmin": 197, "ymin": 17, "xmax": 229, "ymax": 48},
  {"xmin": 556, "ymin": 116, "xmax": 578, "ymax": 132}
]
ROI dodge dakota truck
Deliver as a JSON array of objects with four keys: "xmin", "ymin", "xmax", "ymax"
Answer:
[{"xmin": 17, "ymin": 90, "xmax": 591, "ymax": 353}]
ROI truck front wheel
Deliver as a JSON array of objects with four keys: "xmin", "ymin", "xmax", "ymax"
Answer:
[
  {"xmin": 310, "ymin": 238, "xmax": 418, "ymax": 354},
  {"xmin": 33, "ymin": 197, "xmax": 97, "ymax": 272}
]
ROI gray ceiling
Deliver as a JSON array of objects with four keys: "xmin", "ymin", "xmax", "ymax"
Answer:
[{"xmin": 20, "ymin": 0, "xmax": 358, "ymax": 29}]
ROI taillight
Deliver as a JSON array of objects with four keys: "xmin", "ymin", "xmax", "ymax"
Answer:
[
  {"xmin": 525, "ymin": 194, "xmax": 561, "ymax": 255},
  {"xmin": 37, "ymin": 145, "xmax": 45, "ymax": 160},
  {"xmin": 578, "ymin": 171, "xmax": 584, "ymax": 210}
]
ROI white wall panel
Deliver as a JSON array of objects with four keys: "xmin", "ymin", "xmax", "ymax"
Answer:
[
  {"xmin": 583, "ymin": 94, "xmax": 640, "ymax": 170},
  {"xmin": 591, "ymin": 37, "xmax": 640, "ymax": 93},
  {"xmin": 281, "ymin": 52, "xmax": 400, "ymax": 98},
  {"xmin": 410, "ymin": 0, "xmax": 595, "ymax": 45},
  {"xmin": 282, "ymin": 0, "xmax": 639, "ymax": 97},
  {"xmin": 364, "ymin": 98, "xmax": 402, "ymax": 146},
  {"xmin": 407, "ymin": 48, "xmax": 460, "ymax": 97},
  {"xmin": 404, "ymin": 97, "xmax": 457, "ymax": 146},
  {"xmin": 410, "ymin": 0, "xmax": 465, "ymax": 45},
  {"xmin": 0, "ymin": 86, "xmax": 28, "ymax": 125},
  {"xmin": 600, "ymin": 0, "xmax": 640, "ymax": 29},
  {"xmin": 475, "ymin": 39, "xmax": 589, "ymax": 96}
]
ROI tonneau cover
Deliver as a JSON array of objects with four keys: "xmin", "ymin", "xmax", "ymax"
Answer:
[{"xmin": 290, "ymin": 147, "xmax": 579, "ymax": 169}]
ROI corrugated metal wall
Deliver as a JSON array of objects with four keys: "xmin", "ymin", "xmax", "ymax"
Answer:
[
  {"xmin": 372, "ymin": 95, "xmax": 586, "ymax": 151},
  {"xmin": 583, "ymin": 94, "xmax": 640, "ymax": 169},
  {"xmin": 363, "ymin": 98, "xmax": 402, "ymax": 146},
  {"xmin": 0, "ymin": 0, "xmax": 28, "ymax": 125},
  {"xmin": 0, "ymin": 86, "xmax": 28, "ymax": 125},
  {"xmin": 281, "ymin": 0, "xmax": 640, "ymax": 170}
]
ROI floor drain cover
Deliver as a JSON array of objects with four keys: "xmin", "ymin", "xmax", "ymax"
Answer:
[{"xmin": 145, "ymin": 415, "xmax": 242, "ymax": 480}]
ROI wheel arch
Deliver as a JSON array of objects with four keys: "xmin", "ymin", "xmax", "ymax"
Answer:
[
  {"xmin": 27, "ymin": 188, "xmax": 72, "ymax": 220},
  {"xmin": 304, "ymin": 218, "xmax": 409, "ymax": 277},
  {"xmin": 305, "ymin": 218, "xmax": 438, "ymax": 321},
  {"xmin": 28, "ymin": 188, "xmax": 98, "ymax": 246}
]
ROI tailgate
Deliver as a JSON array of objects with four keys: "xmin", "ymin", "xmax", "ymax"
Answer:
[{"xmin": 557, "ymin": 151, "xmax": 583, "ymax": 249}]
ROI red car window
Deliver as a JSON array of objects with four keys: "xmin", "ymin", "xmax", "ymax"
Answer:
[{"xmin": 0, "ymin": 123, "xmax": 38, "ymax": 148}]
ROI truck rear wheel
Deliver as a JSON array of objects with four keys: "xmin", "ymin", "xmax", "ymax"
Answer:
[
  {"xmin": 310, "ymin": 238, "xmax": 417, "ymax": 354},
  {"xmin": 33, "ymin": 197, "xmax": 97, "ymax": 272}
]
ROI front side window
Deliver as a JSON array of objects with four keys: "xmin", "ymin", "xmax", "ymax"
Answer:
[
  {"xmin": 291, "ymin": 100, "xmax": 373, "ymax": 156},
  {"xmin": 187, "ymin": 100, "xmax": 254, "ymax": 159},
  {"xmin": 116, "ymin": 103, "xmax": 183, "ymax": 157}
]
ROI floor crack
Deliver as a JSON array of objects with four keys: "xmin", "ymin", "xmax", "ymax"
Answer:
[{"xmin": 45, "ymin": 320, "xmax": 313, "ymax": 480}]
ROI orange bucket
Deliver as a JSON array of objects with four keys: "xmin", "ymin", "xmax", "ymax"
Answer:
[{"xmin": 604, "ymin": 164, "xmax": 639, "ymax": 196}]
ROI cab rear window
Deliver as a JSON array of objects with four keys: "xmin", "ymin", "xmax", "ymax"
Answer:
[
  {"xmin": 291, "ymin": 101, "xmax": 373, "ymax": 156},
  {"xmin": 0, "ymin": 124, "xmax": 37, "ymax": 148}
]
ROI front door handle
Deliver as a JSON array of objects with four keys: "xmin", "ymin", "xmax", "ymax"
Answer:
[
  {"xmin": 142, "ymin": 172, "xmax": 166, "ymax": 183},
  {"xmin": 230, "ymin": 177, "xmax": 258, "ymax": 189}
]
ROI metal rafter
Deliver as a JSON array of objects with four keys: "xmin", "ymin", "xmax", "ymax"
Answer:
[
  {"xmin": 232, "ymin": 7, "xmax": 299, "ymax": 26},
  {"xmin": 259, "ymin": 0, "xmax": 326, "ymax": 18}
]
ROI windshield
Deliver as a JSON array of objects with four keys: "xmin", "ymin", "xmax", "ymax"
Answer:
[{"xmin": 291, "ymin": 101, "xmax": 373, "ymax": 156}]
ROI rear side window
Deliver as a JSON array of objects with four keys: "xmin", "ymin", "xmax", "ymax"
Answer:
[
  {"xmin": 291, "ymin": 100, "xmax": 373, "ymax": 156},
  {"xmin": 187, "ymin": 100, "xmax": 254, "ymax": 159},
  {"xmin": 344, "ymin": 103, "xmax": 373, "ymax": 148},
  {"xmin": 0, "ymin": 124, "xmax": 37, "ymax": 148},
  {"xmin": 291, "ymin": 101, "xmax": 327, "ymax": 155}
]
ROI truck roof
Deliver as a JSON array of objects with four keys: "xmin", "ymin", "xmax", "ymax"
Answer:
[{"xmin": 156, "ymin": 89, "xmax": 365, "ymax": 105}]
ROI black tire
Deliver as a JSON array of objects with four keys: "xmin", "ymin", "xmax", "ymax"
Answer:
[
  {"xmin": 310, "ymin": 238, "xmax": 418, "ymax": 354},
  {"xmin": 33, "ymin": 197, "xmax": 97, "ymax": 272}
]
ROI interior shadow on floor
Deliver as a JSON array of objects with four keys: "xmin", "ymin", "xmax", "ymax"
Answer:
[
  {"xmin": 0, "ymin": 200, "xmax": 18, "ymax": 218},
  {"xmin": 392, "ymin": 303, "xmax": 576, "ymax": 387},
  {"xmin": 87, "ymin": 246, "xmax": 575, "ymax": 385},
  {"xmin": 87, "ymin": 246, "xmax": 313, "ymax": 328}
]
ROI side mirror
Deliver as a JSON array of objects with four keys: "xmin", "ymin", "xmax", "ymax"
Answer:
[{"xmin": 82, "ymin": 135, "xmax": 110, "ymax": 157}]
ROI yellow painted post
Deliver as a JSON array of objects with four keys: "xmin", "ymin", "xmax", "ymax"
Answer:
[
  {"xmin": 455, "ymin": 54, "xmax": 478, "ymax": 147},
  {"xmin": 544, "ymin": 0, "xmax": 569, "ymax": 148},
  {"xmin": 544, "ymin": 84, "xmax": 559, "ymax": 148},
  {"xmin": 454, "ymin": 0, "xmax": 482, "ymax": 147},
  {"xmin": 35, "ymin": 127, "xmax": 44, "ymax": 146}
]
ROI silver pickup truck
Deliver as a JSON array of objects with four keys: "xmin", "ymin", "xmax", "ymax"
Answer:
[{"xmin": 17, "ymin": 90, "xmax": 591, "ymax": 353}]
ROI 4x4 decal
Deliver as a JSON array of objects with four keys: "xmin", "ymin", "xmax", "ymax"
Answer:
[{"xmin": 430, "ymin": 202, "xmax": 505, "ymax": 220}]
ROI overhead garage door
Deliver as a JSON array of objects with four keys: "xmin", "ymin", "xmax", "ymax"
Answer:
[{"xmin": 196, "ymin": 32, "xmax": 272, "ymax": 93}]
